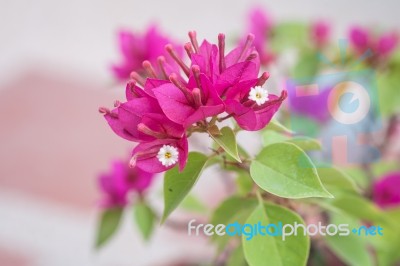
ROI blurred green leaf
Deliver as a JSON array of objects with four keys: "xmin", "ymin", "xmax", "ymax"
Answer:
[
  {"xmin": 235, "ymin": 170, "xmax": 254, "ymax": 196},
  {"xmin": 317, "ymin": 167, "xmax": 360, "ymax": 194},
  {"xmin": 325, "ymin": 213, "xmax": 373, "ymax": 266},
  {"xmin": 134, "ymin": 202, "xmax": 155, "ymax": 241},
  {"xmin": 210, "ymin": 196, "xmax": 257, "ymax": 252},
  {"xmin": 265, "ymin": 119, "xmax": 294, "ymax": 135},
  {"xmin": 271, "ymin": 22, "xmax": 308, "ymax": 52},
  {"xmin": 327, "ymin": 192, "xmax": 385, "ymax": 223},
  {"xmin": 292, "ymin": 50, "xmax": 319, "ymax": 79},
  {"xmin": 95, "ymin": 207, "xmax": 123, "ymax": 248},
  {"xmin": 377, "ymin": 71, "xmax": 400, "ymax": 116},
  {"xmin": 180, "ymin": 194, "xmax": 207, "ymax": 214},
  {"xmin": 227, "ymin": 244, "xmax": 247, "ymax": 266}
]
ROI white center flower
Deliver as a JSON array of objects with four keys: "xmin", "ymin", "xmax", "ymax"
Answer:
[
  {"xmin": 157, "ymin": 145, "xmax": 179, "ymax": 167},
  {"xmin": 248, "ymin": 86, "xmax": 269, "ymax": 106}
]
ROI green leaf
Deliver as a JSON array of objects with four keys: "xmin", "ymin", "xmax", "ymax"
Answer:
[
  {"xmin": 342, "ymin": 167, "xmax": 369, "ymax": 190},
  {"xmin": 265, "ymin": 119, "xmax": 294, "ymax": 135},
  {"xmin": 162, "ymin": 152, "xmax": 208, "ymax": 223},
  {"xmin": 371, "ymin": 161, "xmax": 400, "ymax": 178},
  {"xmin": 250, "ymin": 142, "xmax": 332, "ymax": 199},
  {"xmin": 271, "ymin": 22, "xmax": 308, "ymax": 52},
  {"xmin": 227, "ymin": 244, "xmax": 247, "ymax": 266},
  {"xmin": 134, "ymin": 202, "xmax": 155, "ymax": 241},
  {"xmin": 262, "ymin": 130, "xmax": 288, "ymax": 147},
  {"xmin": 95, "ymin": 207, "xmax": 123, "ymax": 248},
  {"xmin": 377, "ymin": 71, "xmax": 400, "ymax": 116},
  {"xmin": 242, "ymin": 203, "xmax": 310, "ymax": 266},
  {"xmin": 327, "ymin": 192, "xmax": 385, "ymax": 223},
  {"xmin": 286, "ymin": 138, "xmax": 321, "ymax": 151},
  {"xmin": 317, "ymin": 167, "xmax": 360, "ymax": 194},
  {"xmin": 210, "ymin": 126, "xmax": 241, "ymax": 162},
  {"xmin": 180, "ymin": 194, "xmax": 207, "ymax": 214},
  {"xmin": 325, "ymin": 213, "xmax": 373, "ymax": 266},
  {"xmin": 292, "ymin": 50, "xmax": 319, "ymax": 79},
  {"xmin": 210, "ymin": 197, "xmax": 258, "ymax": 252},
  {"xmin": 262, "ymin": 130, "xmax": 321, "ymax": 151},
  {"xmin": 374, "ymin": 208, "xmax": 400, "ymax": 265},
  {"xmin": 235, "ymin": 170, "xmax": 254, "ymax": 196}
]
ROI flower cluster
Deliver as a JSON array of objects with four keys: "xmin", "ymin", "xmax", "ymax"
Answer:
[
  {"xmin": 246, "ymin": 7, "xmax": 275, "ymax": 66},
  {"xmin": 101, "ymin": 31, "xmax": 287, "ymax": 173},
  {"xmin": 111, "ymin": 25, "xmax": 182, "ymax": 81},
  {"xmin": 98, "ymin": 160, "xmax": 154, "ymax": 208},
  {"xmin": 349, "ymin": 26, "xmax": 398, "ymax": 61},
  {"xmin": 310, "ymin": 21, "xmax": 330, "ymax": 47}
]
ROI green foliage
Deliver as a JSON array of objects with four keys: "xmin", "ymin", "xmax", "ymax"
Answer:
[
  {"xmin": 317, "ymin": 167, "xmax": 360, "ymax": 194},
  {"xmin": 227, "ymin": 244, "xmax": 247, "ymax": 266},
  {"xmin": 180, "ymin": 194, "xmax": 207, "ymax": 214},
  {"xmin": 262, "ymin": 130, "xmax": 321, "ymax": 151},
  {"xmin": 327, "ymin": 192, "xmax": 385, "ymax": 223},
  {"xmin": 377, "ymin": 68, "xmax": 400, "ymax": 116},
  {"xmin": 210, "ymin": 196, "xmax": 258, "ymax": 252},
  {"xmin": 325, "ymin": 213, "xmax": 373, "ymax": 266},
  {"xmin": 271, "ymin": 22, "xmax": 309, "ymax": 52},
  {"xmin": 134, "ymin": 202, "xmax": 155, "ymax": 240},
  {"xmin": 162, "ymin": 152, "xmax": 208, "ymax": 223},
  {"xmin": 292, "ymin": 50, "xmax": 319, "ymax": 79},
  {"xmin": 235, "ymin": 170, "xmax": 254, "ymax": 196},
  {"xmin": 210, "ymin": 126, "xmax": 242, "ymax": 162},
  {"xmin": 265, "ymin": 119, "xmax": 294, "ymax": 135},
  {"xmin": 250, "ymin": 142, "xmax": 332, "ymax": 198},
  {"xmin": 242, "ymin": 203, "xmax": 310, "ymax": 266},
  {"xmin": 95, "ymin": 207, "xmax": 123, "ymax": 248}
]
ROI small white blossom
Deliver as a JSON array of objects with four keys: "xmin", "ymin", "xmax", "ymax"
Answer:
[
  {"xmin": 249, "ymin": 86, "xmax": 269, "ymax": 106},
  {"xmin": 157, "ymin": 145, "xmax": 179, "ymax": 167}
]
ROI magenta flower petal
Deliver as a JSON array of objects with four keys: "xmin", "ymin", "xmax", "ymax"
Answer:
[
  {"xmin": 216, "ymin": 61, "xmax": 259, "ymax": 95},
  {"xmin": 246, "ymin": 7, "xmax": 274, "ymax": 65},
  {"xmin": 111, "ymin": 25, "xmax": 181, "ymax": 81},
  {"xmin": 190, "ymin": 40, "xmax": 219, "ymax": 82},
  {"xmin": 125, "ymin": 81, "xmax": 151, "ymax": 100},
  {"xmin": 132, "ymin": 137, "xmax": 188, "ymax": 173},
  {"xmin": 373, "ymin": 172, "xmax": 400, "ymax": 208},
  {"xmin": 349, "ymin": 27, "xmax": 370, "ymax": 53},
  {"xmin": 153, "ymin": 83, "xmax": 195, "ymax": 125},
  {"xmin": 141, "ymin": 113, "xmax": 185, "ymax": 139},
  {"xmin": 98, "ymin": 160, "xmax": 155, "ymax": 208},
  {"xmin": 377, "ymin": 32, "xmax": 398, "ymax": 56},
  {"xmin": 226, "ymin": 91, "xmax": 287, "ymax": 131},
  {"xmin": 104, "ymin": 97, "xmax": 161, "ymax": 141},
  {"xmin": 311, "ymin": 21, "xmax": 330, "ymax": 46}
]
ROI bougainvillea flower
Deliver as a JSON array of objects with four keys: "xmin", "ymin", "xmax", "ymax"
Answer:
[
  {"xmin": 184, "ymin": 32, "xmax": 261, "ymax": 90},
  {"xmin": 100, "ymin": 96, "xmax": 163, "ymax": 142},
  {"xmin": 153, "ymin": 68, "xmax": 224, "ymax": 128},
  {"xmin": 101, "ymin": 97, "xmax": 185, "ymax": 143},
  {"xmin": 311, "ymin": 21, "xmax": 330, "ymax": 47},
  {"xmin": 373, "ymin": 172, "xmax": 400, "ymax": 208},
  {"xmin": 98, "ymin": 160, "xmax": 154, "ymax": 208},
  {"xmin": 111, "ymin": 25, "xmax": 181, "ymax": 81},
  {"xmin": 246, "ymin": 7, "xmax": 275, "ymax": 66},
  {"xmin": 349, "ymin": 26, "xmax": 398, "ymax": 58},
  {"xmin": 130, "ymin": 137, "xmax": 188, "ymax": 173},
  {"xmin": 224, "ymin": 75, "xmax": 287, "ymax": 131}
]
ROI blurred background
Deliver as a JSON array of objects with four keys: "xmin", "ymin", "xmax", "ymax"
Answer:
[{"xmin": 1, "ymin": 0, "xmax": 399, "ymax": 265}]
